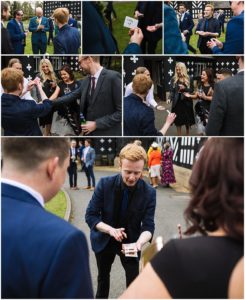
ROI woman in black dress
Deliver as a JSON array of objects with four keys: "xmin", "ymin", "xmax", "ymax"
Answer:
[
  {"xmin": 120, "ymin": 138, "xmax": 244, "ymax": 299},
  {"xmin": 35, "ymin": 59, "xmax": 58, "ymax": 136},
  {"xmin": 50, "ymin": 64, "xmax": 81, "ymax": 136},
  {"xmin": 185, "ymin": 68, "xmax": 214, "ymax": 135},
  {"xmin": 169, "ymin": 62, "xmax": 195, "ymax": 136}
]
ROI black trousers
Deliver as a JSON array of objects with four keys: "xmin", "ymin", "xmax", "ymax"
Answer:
[
  {"xmin": 67, "ymin": 163, "xmax": 77, "ymax": 187},
  {"xmin": 95, "ymin": 241, "xmax": 139, "ymax": 298},
  {"xmin": 199, "ymin": 40, "xmax": 213, "ymax": 54}
]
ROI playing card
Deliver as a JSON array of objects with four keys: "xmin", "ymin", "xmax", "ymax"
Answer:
[{"xmin": 123, "ymin": 16, "xmax": 138, "ymax": 29}]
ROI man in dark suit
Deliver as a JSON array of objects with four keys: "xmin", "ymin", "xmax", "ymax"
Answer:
[
  {"xmin": 2, "ymin": 138, "xmax": 93, "ymax": 298},
  {"xmin": 206, "ymin": 56, "xmax": 244, "ymax": 136},
  {"xmin": 47, "ymin": 15, "xmax": 54, "ymax": 45},
  {"xmin": 134, "ymin": 1, "xmax": 162, "ymax": 54},
  {"xmin": 217, "ymin": 9, "xmax": 225, "ymax": 33},
  {"xmin": 7, "ymin": 9, "xmax": 27, "ymax": 54},
  {"xmin": 1, "ymin": 1, "xmax": 14, "ymax": 54},
  {"xmin": 28, "ymin": 7, "xmax": 49, "ymax": 54},
  {"xmin": 53, "ymin": 7, "xmax": 80, "ymax": 54},
  {"xmin": 68, "ymin": 13, "xmax": 78, "ymax": 28},
  {"xmin": 178, "ymin": 3, "xmax": 196, "ymax": 54},
  {"xmin": 68, "ymin": 140, "xmax": 79, "ymax": 190},
  {"xmin": 195, "ymin": 4, "xmax": 220, "ymax": 54},
  {"xmin": 83, "ymin": 1, "xmax": 142, "ymax": 54},
  {"xmin": 85, "ymin": 143, "xmax": 156, "ymax": 298},
  {"xmin": 1, "ymin": 68, "xmax": 52, "ymax": 136},
  {"xmin": 208, "ymin": 1, "xmax": 244, "ymax": 54},
  {"xmin": 53, "ymin": 56, "xmax": 122, "ymax": 136},
  {"xmin": 82, "ymin": 139, "xmax": 96, "ymax": 191}
]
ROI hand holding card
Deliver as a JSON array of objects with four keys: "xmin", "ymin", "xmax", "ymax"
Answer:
[
  {"xmin": 124, "ymin": 16, "xmax": 138, "ymax": 29},
  {"xmin": 122, "ymin": 243, "xmax": 138, "ymax": 257}
]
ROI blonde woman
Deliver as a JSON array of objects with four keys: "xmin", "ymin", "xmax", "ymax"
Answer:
[
  {"xmin": 168, "ymin": 62, "xmax": 195, "ymax": 136},
  {"xmin": 36, "ymin": 59, "xmax": 58, "ymax": 136}
]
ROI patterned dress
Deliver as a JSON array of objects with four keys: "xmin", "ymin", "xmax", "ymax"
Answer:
[{"xmin": 160, "ymin": 148, "xmax": 176, "ymax": 185}]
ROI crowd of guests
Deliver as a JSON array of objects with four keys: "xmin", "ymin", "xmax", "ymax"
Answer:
[
  {"xmin": 2, "ymin": 138, "xmax": 243, "ymax": 298},
  {"xmin": 164, "ymin": 1, "xmax": 244, "ymax": 54},
  {"xmin": 167, "ymin": 56, "xmax": 244, "ymax": 136},
  {"xmin": 1, "ymin": 56, "xmax": 122, "ymax": 136},
  {"xmin": 1, "ymin": 2, "xmax": 81, "ymax": 54}
]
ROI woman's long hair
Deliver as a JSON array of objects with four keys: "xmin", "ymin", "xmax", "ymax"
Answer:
[
  {"xmin": 173, "ymin": 62, "xmax": 190, "ymax": 88},
  {"xmin": 39, "ymin": 59, "xmax": 57, "ymax": 83}
]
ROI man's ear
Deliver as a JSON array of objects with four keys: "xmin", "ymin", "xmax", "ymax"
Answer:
[{"xmin": 46, "ymin": 157, "xmax": 59, "ymax": 180}]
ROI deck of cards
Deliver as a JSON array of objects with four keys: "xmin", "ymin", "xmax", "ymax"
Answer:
[
  {"xmin": 124, "ymin": 16, "xmax": 138, "ymax": 29},
  {"xmin": 122, "ymin": 243, "xmax": 138, "ymax": 257}
]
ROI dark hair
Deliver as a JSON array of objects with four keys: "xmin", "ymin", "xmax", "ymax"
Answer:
[
  {"xmin": 13, "ymin": 10, "xmax": 23, "ymax": 18},
  {"xmin": 184, "ymin": 138, "xmax": 244, "ymax": 241},
  {"xmin": 217, "ymin": 68, "xmax": 233, "ymax": 77},
  {"xmin": 2, "ymin": 138, "xmax": 70, "ymax": 170},
  {"xmin": 202, "ymin": 68, "xmax": 215, "ymax": 87},
  {"xmin": 179, "ymin": 3, "xmax": 186, "ymax": 8},
  {"xmin": 60, "ymin": 64, "xmax": 74, "ymax": 81},
  {"xmin": 1, "ymin": 1, "xmax": 9, "ymax": 14},
  {"xmin": 85, "ymin": 139, "xmax": 92, "ymax": 145}
]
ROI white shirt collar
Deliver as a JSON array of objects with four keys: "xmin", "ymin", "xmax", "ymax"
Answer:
[
  {"xmin": 238, "ymin": 68, "xmax": 244, "ymax": 73},
  {"xmin": 92, "ymin": 67, "xmax": 103, "ymax": 81},
  {"xmin": 1, "ymin": 178, "xmax": 45, "ymax": 207}
]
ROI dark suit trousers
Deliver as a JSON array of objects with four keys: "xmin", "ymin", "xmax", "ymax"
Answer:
[
  {"xmin": 67, "ymin": 162, "xmax": 77, "ymax": 187},
  {"xmin": 95, "ymin": 241, "xmax": 139, "ymax": 298},
  {"xmin": 84, "ymin": 165, "xmax": 96, "ymax": 187},
  {"xmin": 48, "ymin": 31, "xmax": 53, "ymax": 44},
  {"xmin": 32, "ymin": 41, "xmax": 47, "ymax": 54},
  {"xmin": 199, "ymin": 39, "xmax": 213, "ymax": 54}
]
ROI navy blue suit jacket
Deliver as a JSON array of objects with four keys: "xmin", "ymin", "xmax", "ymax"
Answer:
[
  {"xmin": 85, "ymin": 174, "xmax": 156, "ymax": 253},
  {"xmin": 7, "ymin": 19, "xmax": 26, "ymax": 53},
  {"xmin": 179, "ymin": 12, "xmax": 194, "ymax": 35},
  {"xmin": 164, "ymin": 4, "xmax": 188, "ymax": 54},
  {"xmin": 212, "ymin": 11, "xmax": 244, "ymax": 54},
  {"xmin": 1, "ymin": 93, "xmax": 52, "ymax": 136},
  {"xmin": 68, "ymin": 17, "xmax": 78, "ymax": 28},
  {"xmin": 124, "ymin": 93, "xmax": 162, "ymax": 136},
  {"xmin": 28, "ymin": 16, "xmax": 49, "ymax": 44},
  {"xmin": 54, "ymin": 24, "xmax": 81, "ymax": 54},
  {"xmin": 2, "ymin": 183, "xmax": 93, "ymax": 298}
]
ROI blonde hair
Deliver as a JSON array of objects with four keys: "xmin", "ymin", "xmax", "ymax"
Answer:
[
  {"xmin": 119, "ymin": 143, "xmax": 147, "ymax": 164},
  {"xmin": 53, "ymin": 7, "xmax": 69, "ymax": 24},
  {"xmin": 39, "ymin": 59, "xmax": 57, "ymax": 83},
  {"xmin": 8, "ymin": 58, "xmax": 21, "ymax": 68},
  {"xmin": 132, "ymin": 74, "xmax": 152, "ymax": 95},
  {"xmin": 205, "ymin": 4, "xmax": 214, "ymax": 12},
  {"xmin": 173, "ymin": 62, "xmax": 190, "ymax": 88},
  {"xmin": 1, "ymin": 68, "xmax": 23, "ymax": 92}
]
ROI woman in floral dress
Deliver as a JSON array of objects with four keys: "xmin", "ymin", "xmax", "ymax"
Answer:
[{"xmin": 161, "ymin": 142, "xmax": 176, "ymax": 187}]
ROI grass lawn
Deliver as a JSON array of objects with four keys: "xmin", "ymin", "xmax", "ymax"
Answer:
[
  {"xmin": 45, "ymin": 190, "xmax": 67, "ymax": 219},
  {"xmin": 108, "ymin": 2, "xmax": 162, "ymax": 54},
  {"xmin": 188, "ymin": 23, "xmax": 226, "ymax": 54}
]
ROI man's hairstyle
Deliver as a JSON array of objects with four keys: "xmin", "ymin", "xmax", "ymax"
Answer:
[
  {"xmin": 2, "ymin": 138, "xmax": 70, "ymax": 171},
  {"xmin": 217, "ymin": 68, "xmax": 233, "ymax": 77},
  {"xmin": 1, "ymin": 1, "xmax": 9, "ymax": 15},
  {"xmin": 53, "ymin": 7, "xmax": 69, "ymax": 24},
  {"xmin": 136, "ymin": 67, "xmax": 148, "ymax": 74},
  {"xmin": 1, "ymin": 68, "xmax": 23, "ymax": 92},
  {"xmin": 119, "ymin": 143, "xmax": 147, "ymax": 164},
  {"xmin": 13, "ymin": 9, "xmax": 22, "ymax": 18},
  {"xmin": 185, "ymin": 138, "xmax": 243, "ymax": 241},
  {"xmin": 85, "ymin": 139, "xmax": 92, "ymax": 145},
  {"xmin": 132, "ymin": 74, "xmax": 152, "ymax": 95},
  {"xmin": 179, "ymin": 3, "xmax": 186, "ymax": 8},
  {"xmin": 8, "ymin": 58, "xmax": 21, "ymax": 68},
  {"xmin": 90, "ymin": 56, "xmax": 100, "ymax": 63},
  {"xmin": 205, "ymin": 4, "xmax": 214, "ymax": 12}
]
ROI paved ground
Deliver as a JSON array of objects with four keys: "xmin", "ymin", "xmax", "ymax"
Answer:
[
  {"xmin": 155, "ymin": 100, "xmax": 199, "ymax": 136},
  {"xmin": 64, "ymin": 168, "xmax": 190, "ymax": 298}
]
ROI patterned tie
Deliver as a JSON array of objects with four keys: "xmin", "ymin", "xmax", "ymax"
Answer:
[{"xmin": 90, "ymin": 76, "xmax": 96, "ymax": 96}]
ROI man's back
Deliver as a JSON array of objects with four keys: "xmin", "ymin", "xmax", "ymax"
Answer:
[
  {"xmin": 54, "ymin": 24, "xmax": 80, "ymax": 54},
  {"xmin": 206, "ymin": 72, "xmax": 244, "ymax": 136},
  {"xmin": 2, "ymin": 183, "xmax": 93, "ymax": 298}
]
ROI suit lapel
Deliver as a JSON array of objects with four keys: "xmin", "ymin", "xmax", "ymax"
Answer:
[{"xmin": 80, "ymin": 78, "xmax": 90, "ymax": 112}]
